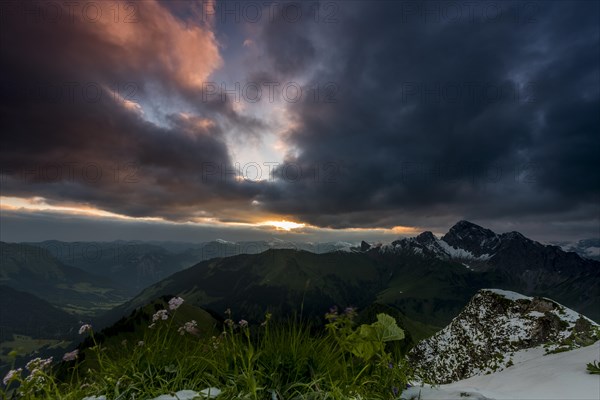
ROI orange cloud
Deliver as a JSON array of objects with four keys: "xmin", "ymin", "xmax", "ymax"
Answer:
[{"xmin": 92, "ymin": 0, "xmax": 222, "ymax": 89}]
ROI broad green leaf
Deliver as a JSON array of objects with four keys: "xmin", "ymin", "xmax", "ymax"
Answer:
[{"xmin": 374, "ymin": 313, "xmax": 405, "ymax": 342}]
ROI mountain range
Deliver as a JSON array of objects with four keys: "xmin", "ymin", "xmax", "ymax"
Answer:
[
  {"xmin": 99, "ymin": 221, "xmax": 600, "ymax": 332},
  {"xmin": 25, "ymin": 239, "xmax": 355, "ymax": 295},
  {"xmin": 550, "ymin": 238, "xmax": 600, "ymax": 261}
]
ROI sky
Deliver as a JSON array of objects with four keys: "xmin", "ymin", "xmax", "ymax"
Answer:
[{"xmin": 0, "ymin": 0, "xmax": 599, "ymax": 243}]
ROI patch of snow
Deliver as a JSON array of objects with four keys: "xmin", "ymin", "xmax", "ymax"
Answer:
[
  {"xmin": 380, "ymin": 243, "xmax": 396, "ymax": 253},
  {"xmin": 402, "ymin": 386, "xmax": 491, "ymax": 399},
  {"xmin": 199, "ymin": 388, "xmax": 222, "ymax": 398},
  {"xmin": 584, "ymin": 246, "xmax": 600, "ymax": 257},
  {"xmin": 437, "ymin": 240, "xmax": 476, "ymax": 258},
  {"xmin": 482, "ymin": 289, "xmax": 531, "ymax": 301},
  {"xmin": 403, "ymin": 341, "xmax": 600, "ymax": 399},
  {"xmin": 334, "ymin": 246, "xmax": 352, "ymax": 252},
  {"xmin": 529, "ymin": 295, "xmax": 598, "ymax": 326},
  {"xmin": 150, "ymin": 388, "xmax": 221, "ymax": 399},
  {"xmin": 528, "ymin": 311, "xmax": 545, "ymax": 318},
  {"xmin": 437, "ymin": 240, "xmax": 491, "ymax": 260}
]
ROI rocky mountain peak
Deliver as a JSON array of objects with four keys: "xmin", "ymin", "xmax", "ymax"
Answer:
[
  {"xmin": 441, "ymin": 220, "xmax": 500, "ymax": 257},
  {"xmin": 409, "ymin": 289, "xmax": 600, "ymax": 384},
  {"xmin": 360, "ymin": 240, "xmax": 372, "ymax": 252},
  {"xmin": 500, "ymin": 231, "xmax": 529, "ymax": 242},
  {"xmin": 415, "ymin": 231, "xmax": 437, "ymax": 245}
]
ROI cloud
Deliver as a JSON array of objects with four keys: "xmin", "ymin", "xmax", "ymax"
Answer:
[
  {"xmin": 0, "ymin": 0, "xmax": 598, "ymax": 241},
  {"xmin": 0, "ymin": 0, "xmax": 266, "ymax": 222},
  {"xmin": 255, "ymin": 1, "xmax": 600, "ymax": 230}
]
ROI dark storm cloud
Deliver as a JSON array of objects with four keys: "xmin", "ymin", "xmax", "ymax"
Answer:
[
  {"xmin": 0, "ymin": 0, "xmax": 265, "ymax": 221},
  {"xmin": 260, "ymin": 4, "xmax": 317, "ymax": 77},
  {"xmin": 256, "ymin": 0, "xmax": 600, "ymax": 228}
]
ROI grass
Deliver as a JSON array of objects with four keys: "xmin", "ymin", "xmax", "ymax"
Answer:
[
  {"xmin": 586, "ymin": 360, "xmax": 600, "ymax": 375},
  {"xmin": 1, "ymin": 299, "xmax": 410, "ymax": 399}
]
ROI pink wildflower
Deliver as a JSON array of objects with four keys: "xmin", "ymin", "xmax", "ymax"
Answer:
[
  {"xmin": 62, "ymin": 349, "xmax": 79, "ymax": 362},
  {"xmin": 3, "ymin": 368, "xmax": 22, "ymax": 385},
  {"xmin": 168, "ymin": 297, "xmax": 184, "ymax": 310}
]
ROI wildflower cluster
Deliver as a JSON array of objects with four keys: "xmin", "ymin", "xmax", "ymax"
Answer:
[
  {"xmin": 1, "ymin": 301, "xmax": 411, "ymax": 399},
  {"xmin": 152, "ymin": 309, "xmax": 169, "ymax": 322},
  {"xmin": 25, "ymin": 357, "xmax": 53, "ymax": 372},
  {"xmin": 26, "ymin": 357, "xmax": 53, "ymax": 386},
  {"xmin": 149, "ymin": 297, "xmax": 184, "ymax": 327},
  {"xmin": 178, "ymin": 320, "xmax": 198, "ymax": 335},
  {"xmin": 2, "ymin": 356, "xmax": 56, "ymax": 396}
]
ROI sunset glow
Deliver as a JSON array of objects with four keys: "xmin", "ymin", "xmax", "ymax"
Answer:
[{"xmin": 259, "ymin": 220, "xmax": 306, "ymax": 231}]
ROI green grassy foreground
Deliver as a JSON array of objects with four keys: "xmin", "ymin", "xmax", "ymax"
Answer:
[{"xmin": 1, "ymin": 299, "xmax": 411, "ymax": 399}]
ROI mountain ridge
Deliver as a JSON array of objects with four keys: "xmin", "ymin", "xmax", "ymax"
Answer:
[{"xmin": 97, "ymin": 221, "xmax": 600, "ymax": 334}]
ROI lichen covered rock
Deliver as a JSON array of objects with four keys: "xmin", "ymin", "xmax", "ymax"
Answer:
[{"xmin": 408, "ymin": 289, "xmax": 600, "ymax": 384}]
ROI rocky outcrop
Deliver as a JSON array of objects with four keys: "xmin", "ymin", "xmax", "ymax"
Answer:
[{"xmin": 408, "ymin": 289, "xmax": 600, "ymax": 384}]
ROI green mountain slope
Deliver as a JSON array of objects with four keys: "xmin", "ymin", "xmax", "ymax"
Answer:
[
  {"xmin": 0, "ymin": 242, "xmax": 127, "ymax": 315},
  {"xmin": 0, "ymin": 285, "xmax": 77, "ymax": 341},
  {"xmin": 103, "ymin": 250, "xmax": 386, "ymax": 324}
]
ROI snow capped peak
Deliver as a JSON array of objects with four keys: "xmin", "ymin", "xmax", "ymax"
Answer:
[
  {"xmin": 214, "ymin": 239, "xmax": 235, "ymax": 245},
  {"xmin": 442, "ymin": 221, "xmax": 500, "ymax": 258},
  {"xmin": 385, "ymin": 228, "xmax": 494, "ymax": 263}
]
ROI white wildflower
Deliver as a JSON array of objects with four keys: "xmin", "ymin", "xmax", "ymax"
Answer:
[
  {"xmin": 25, "ymin": 357, "xmax": 53, "ymax": 372},
  {"xmin": 152, "ymin": 309, "xmax": 169, "ymax": 322}
]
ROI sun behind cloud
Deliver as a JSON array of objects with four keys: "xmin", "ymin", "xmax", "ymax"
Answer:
[{"xmin": 260, "ymin": 220, "xmax": 306, "ymax": 231}]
